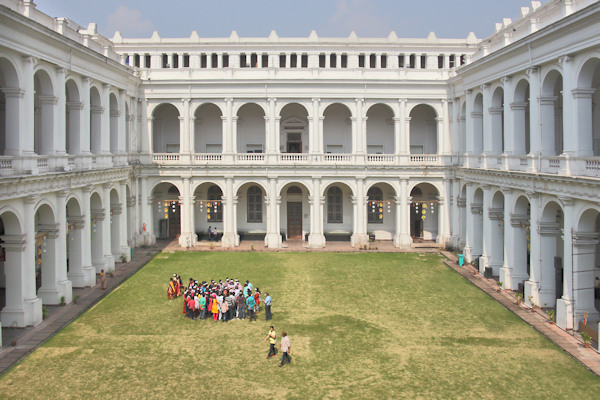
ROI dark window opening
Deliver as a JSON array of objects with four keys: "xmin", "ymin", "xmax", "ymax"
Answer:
[
  {"xmin": 330, "ymin": 54, "xmax": 337, "ymax": 68},
  {"xmin": 370, "ymin": 54, "xmax": 376, "ymax": 68},
  {"xmin": 262, "ymin": 54, "xmax": 269, "ymax": 68},
  {"xmin": 359, "ymin": 54, "xmax": 365, "ymax": 68},
  {"xmin": 247, "ymin": 186, "xmax": 263, "ymax": 223},
  {"xmin": 172, "ymin": 54, "xmax": 178, "ymax": 68},
  {"xmin": 301, "ymin": 54, "xmax": 308, "ymax": 68},
  {"xmin": 200, "ymin": 54, "xmax": 207, "ymax": 68},
  {"xmin": 438, "ymin": 55, "xmax": 444, "ymax": 69},
  {"xmin": 251, "ymin": 53, "xmax": 258, "ymax": 68},
  {"xmin": 449, "ymin": 55, "xmax": 455, "ymax": 68},
  {"xmin": 240, "ymin": 53, "xmax": 247, "ymax": 68},
  {"xmin": 327, "ymin": 187, "xmax": 343, "ymax": 223},
  {"xmin": 409, "ymin": 54, "xmax": 415, "ymax": 68},
  {"xmin": 341, "ymin": 54, "xmax": 348, "ymax": 68},
  {"xmin": 183, "ymin": 54, "xmax": 190, "ymax": 68},
  {"xmin": 290, "ymin": 53, "xmax": 297, "ymax": 68},
  {"xmin": 134, "ymin": 54, "xmax": 140, "ymax": 68},
  {"xmin": 420, "ymin": 55, "xmax": 426, "ymax": 69},
  {"xmin": 380, "ymin": 54, "xmax": 387, "ymax": 68},
  {"xmin": 162, "ymin": 53, "xmax": 169, "ymax": 68},
  {"xmin": 319, "ymin": 54, "xmax": 326, "ymax": 68},
  {"xmin": 398, "ymin": 55, "xmax": 404, "ymax": 68},
  {"xmin": 279, "ymin": 54, "xmax": 286, "ymax": 68},
  {"xmin": 460, "ymin": 54, "xmax": 466, "ymax": 65},
  {"xmin": 211, "ymin": 53, "xmax": 218, "ymax": 68},
  {"xmin": 145, "ymin": 54, "xmax": 151, "ymax": 68},
  {"xmin": 222, "ymin": 54, "xmax": 229, "ymax": 68}
]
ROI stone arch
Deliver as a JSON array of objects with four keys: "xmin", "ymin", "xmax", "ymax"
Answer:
[
  {"xmin": 573, "ymin": 208, "xmax": 600, "ymax": 325},
  {"xmin": 34, "ymin": 203, "xmax": 60, "ymax": 304},
  {"xmin": 280, "ymin": 103, "xmax": 309, "ymax": 154},
  {"xmin": 193, "ymin": 182, "xmax": 224, "ymax": 240},
  {"xmin": 538, "ymin": 200, "xmax": 565, "ymax": 308},
  {"xmin": 65, "ymin": 79, "xmax": 81, "ymax": 155},
  {"xmin": 513, "ymin": 78, "xmax": 531, "ymax": 155},
  {"xmin": 366, "ymin": 182, "xmax": 397, "ymax": 240},
  {"xmin": 109, "ymin": 188, "xmax": 121, "ymax": 263},
  {"xmin": 0, "ymin": 57, "xmax": 21, "ymax": 156},
  {"xmin": 237, "ymin": 103, "xmax": 266, "ymax": 154},
  {"xmin": 410, "ymin": 182, "xmax": 440, "ymax": 243},
  {"xmin": 109, "ymin": 93, "xmax": 119, "ymax": 154},
  {"xmin": 472, "ymin": 93, "xmax": 483, "ymax": 154},
  {"xmin": 576, "ymin": 57, "xmax": 600, "ymax": 156},
  {"xmin": 89, "ymin": 86, "xmax": 102, "ymax": 154},
  {"xmin": 66, "ymin": 196, "xmax": 85, "ymax": 287},
  {"xmin": 152, "ymin": 182, "xmax": 182, "ymax": 240},
  {"xmin": 469, "ymin": 187, "xmax": 484, "ymax": 260},
  {"xmin": 460, "ymin": 102, "xmax": 467, "ymax": 154},
  {"xmin": 194, "ymin": 103, "xmax": 223, "ymax": 154},
  {"xmin": 409, "ymin": 104, "xmax": 437, "ymax": 154},
  {"xmin": 323, "ymin": 103, "xmax": 352, "ymax": 154},
  {"xmin": 489, "ymin": 191, "xmax": 505, "ymax": 276},
  {"xmin": 236, "ymin": 182, "xmax": 267, "ymax": 240},
  {"xmin": 34, "ymin": 68, "xmax": 55, "ymax": 155},
  {"xmin": 490, "ymin": 86, "xmax": 504, "ymax": 155},
  {"xmin": 366, "ymin": 103, "xmax": 395, "ymax": 155},
  {"xmin": 152, "ymin": 103, "xmax": 180, "ymax": 153},
  {"xmin": 541, "ymin": 70, "xmax": 563, "ymax": 156},
  {"xmin": 323, "ymin": 182, "xmax": 354, "ymax": 240}
]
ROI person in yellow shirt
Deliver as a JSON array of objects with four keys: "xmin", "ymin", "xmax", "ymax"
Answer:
[{"xmin": 263, "ymin": 326, "xmax": 277, "ymax": 359}]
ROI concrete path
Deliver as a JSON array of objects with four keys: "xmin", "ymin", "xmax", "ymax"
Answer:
[
  {"xmin": 441, "ymin": 251, "xmax": 600, "ymax": 377},
  {"xmin": 0, "ymin": 243, "xmax": 164, "ymax": 375}
]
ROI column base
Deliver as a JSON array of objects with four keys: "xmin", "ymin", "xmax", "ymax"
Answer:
[
  {"xmin": 120, "ymin": 245, "xmax": 131, "ymax": 262},
  {"xmin": 178, "ymin": 233, "xmax": 196, "ymax": 248},
  {"xmin": 524, "ymin": 280, "xmax": 540, "ymax": 307},
  {"xmin": 37, "ymin": 287, "xmax": 61, "ymax": 305},
  {"xmin": 58, "ymin": 279, "xmax": 73, "ymax": 304},
  {"xmin": 104, "ymin": 254, "xmax": 115, "ymax": 272},
  {"xmin": 556, "ymin": 298, "xmax": 574, "ymax": 330},
  {"xmin": 83, "ymin": 266, "xmax": 96, "ymax": 287},
  {"xmin": 463, "ymin": 246, "xmax": 473, "ymax": 263},
  {"xmin": 93, "ymin": 259, "xmax": 106, "ymax": 274},
  {"xmin": 478, "ymin": 255, "xmax": 489, "ymax": 275},
  {"xmin": 308, "ymin": 233, "xmax": 326, "ymax": 248},
  {"xmin": 221, "ymin": 232, "xmax": 239, "ymax": 248},
  {"xmin": 1, "ymin": 307, "xmax": 27, "ymax": 328},
  {"xmin": 265, "ymin": 233, "xmax": 282, "ymax": 249},
  {"xmin": 68, "ymin": 271, "xmax": 87, "ymax": 288},
  {"xmin": 351, "ymin": 233, "xmax": 369, "ymax": 248},
  {"xmin": 537, "ymin": 287, "xmax": 556, "ymax": 308},
  {"xmin": 393, "ymin": 234, "xmax": 412, "ymax": 249},
  {"xmin": 499, "ymin": 267, "xmax": 529, "ymax": 291},
  {"xmin": 489, "ymin": 261, "xmax": 502, "ymax": 277},
  {"xmin": 25, "ymin": 297, "xmax": 42, "ymax": 327}
]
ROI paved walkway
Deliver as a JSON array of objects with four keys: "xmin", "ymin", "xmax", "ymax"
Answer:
[
  {"xmin": 441, "ymin": 251, "xmax": 600, "ymax": 377},
  {"xmin": 1, "ymin": 240, "xmax": 598, "ymax": 378},
  {"xmin": 0, "ymin": 243, "xmax": 164, "ymax": 375}
]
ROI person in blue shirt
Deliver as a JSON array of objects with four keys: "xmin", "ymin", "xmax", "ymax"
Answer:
[
  {"xmin": 264, "ymin": 292, "xmax": 272, "ymax": 320},
  {"xmin": 246, "ymin": 293, "xmax": 256, "ymax": 321}
]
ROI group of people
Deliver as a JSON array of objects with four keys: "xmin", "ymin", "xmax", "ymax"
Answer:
[
  {"xmin": 168, "ymin": 274, "xmax": 273, "ymax": 322},
  {"xmin": 207, "ymin": 226, "xmax": 219, "ymax": 241}
]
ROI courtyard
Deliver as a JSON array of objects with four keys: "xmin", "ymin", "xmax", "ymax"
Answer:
[{"xmin": 0, "ymin": 251, "xmax": 598, "ymax": 398}]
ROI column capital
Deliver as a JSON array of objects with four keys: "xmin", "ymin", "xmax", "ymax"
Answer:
[
  {"xmin": 558, "ymin": 55, "xmax": 573, "ymax": 65},
  {"xmin": 526, "ymin": 66, "xmax": 540, "ymax": 76},
  {"xmin": 500, "ymin": 75, "xmax": 512, "ymax": 84},
  {"xmin": 22, "ymin": 55, "xmax": 37, "ymax": 64},
  {"xmin": 24, "ymin": 195, "xmax": 38, "ymax": 204},
  {"xmin": 57, "ymin": 190, "xmax": 69, "ymax": 199}
]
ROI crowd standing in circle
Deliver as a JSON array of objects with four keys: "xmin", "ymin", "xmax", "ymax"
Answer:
[{"xmin": 167, "ymin": 274, "xmax": 271, "ymax": 323}]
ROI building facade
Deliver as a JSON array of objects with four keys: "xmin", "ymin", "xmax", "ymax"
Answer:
[{"xmin": 0, "ymin": 0, "xmax": 598, "ymax": 331}]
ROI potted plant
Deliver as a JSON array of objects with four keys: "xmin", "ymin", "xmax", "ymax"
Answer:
[
  {"xmin": 73, "ymin": 294, "xmax": 80, "ymax": 304},
  {"xmin": 515, "ymin": 293, "xmax": 523, "ymax": 305},
  {"xmin": 581, "ymin": 332, "xmax": 591, "ymax": 348},
  {"xmin": 528, "ymin": 296, "xmax": 536, "ymax": 311},
  {"xmin": 120, "ymin": 253, "xmax": 128, "ymax": 263},
  {"xmin": 546, "ymin": 309, "xmax": 555, "ymax": 324},
  {"xmin": 497, "ymin": 281, "xmax": 503, "ymax": 292}
]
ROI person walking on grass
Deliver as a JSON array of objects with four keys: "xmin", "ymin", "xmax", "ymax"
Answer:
[
  {"xmin": 279, "ymin": 331, "xmax": 291, "ymax": 367},
  {"xmin": 100, "ymin": 269, "xmax": 106, "ymax": 290},
  {"xmin": 264, "ymin": 292, "xmax": 272, "ymax": 320},
  {"xmin": 264, "ymin": 326, "xmax": 277, "ymax": 358},
  {"xmin": 246, "ymin": 292, "xmax": 256, "ymax": 321},
  {"xmin": 236, "ymin": 291, "xmax": 246, "ymax": 320}
]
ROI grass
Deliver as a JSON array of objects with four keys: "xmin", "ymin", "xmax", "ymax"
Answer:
[{"xmin": 0, "ymin": 252, "xmax": 599, "ymax": 399}]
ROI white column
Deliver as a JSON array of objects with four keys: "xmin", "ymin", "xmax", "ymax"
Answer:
[
  {"xmin": 80, "ymin": 78, "xmax": 91, "ymax": 155},
  {"xmin": 398, "ymin": 99, "xmax": 407, "ymax": 155},
  {"xmin": 480, "ymin": 186, "xmax": 494, "ymax": 274},
  {"xmin": 481, "ymin": 84, "xmax": 492, "ymax": 158},
  {"xmin": 354, "ymin": 98, "xmax": 365, "ymax": 154},
  {"xmin": 117, "ymin": 90, "xmax": 126, "ymax": 154},
  {"xmin": 500, "ymin": 190, "xmax": 515, "ymax": 289},
  {"xmin": 221, "ymin": 178, "xmax": 239, "ymax": 247},
  {"xmin": 80, "ymin": 186, "xmax": 95, "ymax": 285},
  {"xmin": 267, "ymin": 98, "xmax": 277, "ymax": 154},
  {"xmin": 119, "ymin": 182, "xmax": 131, "ymax": 257},
  {"xmin": 398, "ymin": 179, "xmax": 411, "ymax": 247},
  {"xmin": 180, "ymin": 99, "xmax": 191, "ymax": 155},
  {"xmin": 440, "ymin": 179, "xmax": 451, "ymax": 244},
  {"xmin": 23, "ymin": 196, "xmax": 42, "ymax": 326},
  {"xmin": 572, "ymin": 231, "xmax": 599, "ymax": 329},
  {"xmin": 308, "ymin": 177, "xmax": 325, "ymax": 248},
  {"xmin": 100, "ymin": 84, "xmax": 110, "ymax": 155},
  {"xmin": 140, "ymin": 177, "xmax": 155, "ymax": 245},
  {"xmin": 311, "ymin": 99, "xmax": 321, "ymax": 154},
  {"xmin": 502, "ymin": 77, "xmax": 515, "ymax": 156},
  {"xmin": 55, "ymin": 191, "xmax": 72, "ymax": 303},
  {"xmin": 528, "ymin": 68, "xmax": 542, "ymax": 170},
  {"xmin": 556, "ymin": 198, "xmax": 574, "ymax": 330},
  {"xmin": 266, "ymin": 178, "xmax": 282, "ymax": 248},
  {"xmin": 450, "ymin": 179, "xmax": 461, "ymax": 247},
  {"xmin": 102, "ymin": 184, "xmax": 115, "ymax": 271},
  {"xmin": 525, "ymin": 193, "xmax": 541, "ymax": 307},
  {"xmin": 441, "ymin": 99, "xmax": 451, "ymax": 155},
  {"xmin": 464, "ymin": 183, "xmax": 475, "ymax": 262},
  {"xmin": 54, "ymin": 67, "xmax": 67, "ymax": 157},
  {"xmin": 224, "ymin": 99, "xmax": 234, "ymax": 155},
  {"xmin": 178, "ymin": 177, "xmax": 195, "ymax": 247},
  {"xmin": 21, "ymin": 56, "xmax": 36, "ymax": 157},
  {"xmin": 0, "ymin": 234, "xmax": 29, "ymax": 327},
  {"xmin": 465, "ymin": 89, "xmax": 474, "ymax": 155},
  {"xmin": 352, "ymin": 178, "xmax": 369, "ymax": 246}
]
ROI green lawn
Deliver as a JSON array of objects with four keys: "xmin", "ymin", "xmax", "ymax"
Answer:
[{"xmin": 0, "ymin": 252, "xmax": 598, "ymax": 399}]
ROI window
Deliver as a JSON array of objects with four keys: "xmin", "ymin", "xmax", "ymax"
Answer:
[
  {"xmin": 246, "ymin": 144, "xmax": 263, "ymax": 153},
  {"xmin": 359, "ymin": 54, "xmax": 365, "ymax": 68},
  {"xmin": 162, "ymin": 53, "xmax": 169, "ymax": 68},
  {"xmin": 145, "ymin": 54, "xmax": 151, "ymax": 68},
  {"xmin": 247, "ymin": 186, "xmax": 263, "ymax": 223},
  {"xmin": 211, "ymin": 53, "xmax": 218, "ymax": 68},
  {"xmin": 367, "ymin": 187, "xmax": 383, "ymax": 224},
  {"xmin": 326, "ymin": 144, "xmax": 343, "ymax": 154},
  {"xmin": 222, "ymin": 54, "xmax": 229, "ymax": 68},
  {"xmin": 420, "ymin": 55, "xmax": 426, "ymax": 69},
  {"xmin": 134, "ymin": 54, "xmax": 140, "ymax": 68},
  {"xmin": 251, "ymin": 53, "xmax": 258, "ymax": 68},
  {"xmin": 330, "ymin": 53, "xmax": 336, "ymax": 68},
  {"xmin": 409, "ymin": 54, "xmax": 415, "ymax": 68},
  {"xmin": 207, "ymin": 185, "xmax": 223, "ymax": 222},
  {"xmin": 262, "ymin": 54, "xmax": 269, "ymax": 68},
  {"xmin": 200, "ymin": 54, "xmax": 207, "ymax": 68},
  {"xmin": 398, "ymin": 55, "xmax": 404, "ymax": 68},
  {"xmin": 327, "ymin": 187, "xmax": 343, "ymax": 223},
  {"xmin": 183, "ymin": 54, "xmax": 190, "ymax": 68},
  {"xmin": 380, "ymin": 54, "xmax": 387, "ymax": 68},
  {"xmin": 460, "ymin": 54, "xmax": 466, "ymax": 65},
  {"xmin": 438, "ymin": 55, "xmax": 444, "ymax": 69},
  {"xmin": 301, "ymin": 54, "xmax": 308, "ymax": 68},
  {"xmin": 341, "ymin": 54, "xmax": 348, "ymax": 68},
  {"xmin": 319, "ymin": 54, "xmax": 326, "ymax": 68},
  {"xmin": 290, "ymin": 53, "xmax": 297, "ymax": 68},
  {"xmin": 172, "ymin": 54, "xmax": 179, "ymax": 68},
  {"xmin": 370, "ymin": 54, "xmax": 376, "ymax": 68},
  {"xmin": 279, "ymin": 54, "xmax": 286, "ymax": 68},
  {"xmin": 449, "ymin": 55, "xmax": 455, "ymax": 68},
  {"xmin": 240, "ymin": 53, "xmax": 247, "ymax": 68}
]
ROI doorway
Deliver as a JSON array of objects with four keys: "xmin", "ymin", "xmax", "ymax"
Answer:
[
  {"xmin": 287, "ymin": 202, "xmax": 302, "ymax": 239},
  {"xmin": 286, "ymin": 132, "xmax": 302, "ymax": 153}
]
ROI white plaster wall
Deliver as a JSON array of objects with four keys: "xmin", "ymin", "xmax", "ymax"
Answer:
[
  {"xmin": 323, "ymin": 105, "xmax": 351, "ymax": 153},
  {"xmin": 237, "ymin": 104, "xmax": 265, "ymax": 152},
  {"xmin": 153, "ymin": 107, "xmax": 180, "ymax": 153},
  {"xmin": 194, "ymin": 104, "xmax": 222, "ymax": 153},
  {"xmin": 410, "ymin": 105, "xmax": 437, "ymax": 154},
  {"xmin": 366, "ymin": 105, "xmax": 394, "ymax": 153}
]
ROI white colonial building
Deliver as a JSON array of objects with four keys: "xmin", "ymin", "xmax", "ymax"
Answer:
[{"xmin": 0, "ymin": 0, "xmax": 598, "ymax": 333}]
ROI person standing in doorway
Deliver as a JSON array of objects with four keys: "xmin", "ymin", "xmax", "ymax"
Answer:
[
  {"xmin": 278, "ymin": 331, "xmax": 291, "ymax": 367},
  {"xmin": 264, "ymin": 292, "xmax": 272, "ymax": 320},
  {"xmin": 264, "ymin": 326, "xmax": 277, "ymax": 358},
  {"xmin": 207, "ymin": 226, "xmax": 212, "ymax": 241}
]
